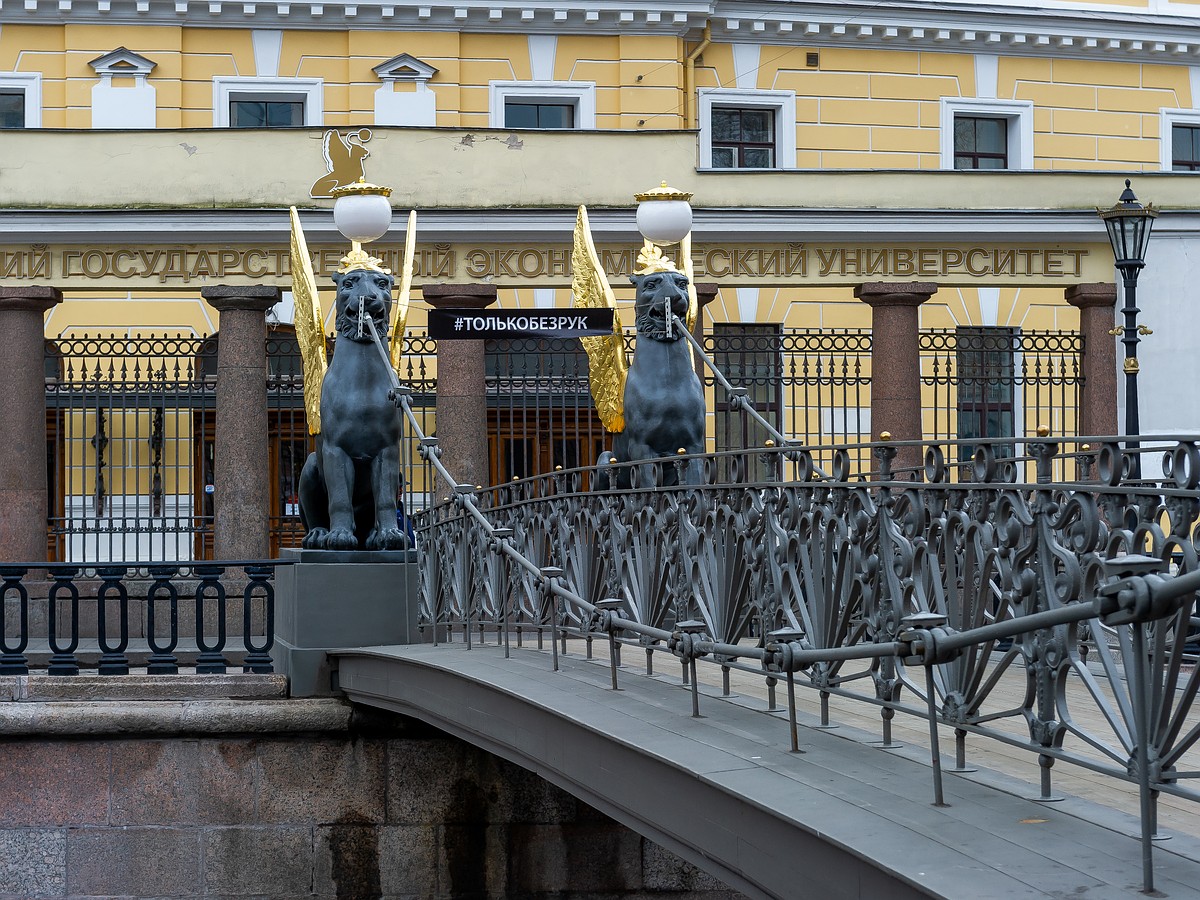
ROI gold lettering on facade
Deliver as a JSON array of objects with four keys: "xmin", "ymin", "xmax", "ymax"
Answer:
[{"xmin": 28, "ymin": 242, "xmax": 1092, "ymax": 285}]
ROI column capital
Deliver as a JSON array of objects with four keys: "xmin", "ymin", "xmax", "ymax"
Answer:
[
  {"xmin": 854, "ymin": 282, "xmax": 938, "ymax": 308},
  {"xmin": 1065, "ymin": 283, "xmax": 1117, "ymax": 310},
  {"xmin": 202, "ymin": 285, "xmax": 282, "ymax": 314},
  {"xmin": 0, "ymin": 286, "xmax": 63, "ymax": 313},
  {"xmin": 692, "ymin": 282, "xmax": 719, "ymax": 309},
  {"xmin": 422, "ymin": 284, "xmax": 498, "ymax": 310}
]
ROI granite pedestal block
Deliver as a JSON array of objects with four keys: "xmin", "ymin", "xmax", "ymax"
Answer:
[{"xmin": 275, "ymin": 548, "xmax": 423, "ymax": 696}]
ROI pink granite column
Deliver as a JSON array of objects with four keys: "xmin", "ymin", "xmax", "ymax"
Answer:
[
  {"xmin": 202, "ymin": 286, "xmax": 279, "ymax": 560},
  {"xmin": 1065, "ymin": 283, "xmax": 1118, "ymax": 440},
  {"xmin": 855, "ymin": 282, "xmax": 937, "ymax": 474},
  {"xmin": 423, "ymin": 284, "xmax": 498, "ymax": 496},
  {"xmin": 0, "ymin": 287, "xmax": 62, "ymax": 561},
  {"xmin": 691, "ymin": 281, "xmax": 718, "ymax": 372}
]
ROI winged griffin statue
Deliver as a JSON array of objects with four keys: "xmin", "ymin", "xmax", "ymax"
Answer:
[
  {"xmin": 572, "ymin": 183, "xmax": 706, "ymax": 487},
  {"xmin": 288, "ymin": 184, "xmax": 417, "ymax": 551}
]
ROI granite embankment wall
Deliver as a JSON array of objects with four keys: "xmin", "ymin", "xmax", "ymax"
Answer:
[{"xmin": 0, "ymin": 679, "xmax": 739, "ymax": 900}]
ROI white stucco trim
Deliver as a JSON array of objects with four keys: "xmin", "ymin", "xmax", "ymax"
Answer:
[
  {"xmin": 939, "ymin": 97, "xmax": 1034, "ymax": 170},
  {"xmin": 212, "ymin": 76, "xmax": 323, "ymax": 127},
  {"xmin": 488, "ymin": 80, "xmax": 595, "ymax": 129},
  {"xmin": 1160, "ymin": 108, "xmax": 1200, "ymax": 170},
  {"xmin": 698, "ymin": 87, "xmax": 797, "ymax": 169},
  {"xmin": 0, "ymin": 72, "xmax": 42, "ymax": 127}
]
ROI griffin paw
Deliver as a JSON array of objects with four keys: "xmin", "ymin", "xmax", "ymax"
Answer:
[
  {"xmin": 325, "ymin": 528, "xmax": 359, "ymax": 551},
  {"xmin": 302, "ymin": 528, "xmax": 329, "ymax": 550},
  {"xmin": 367, "ymin": 526, "xmax": 409, "ymax": 551}
]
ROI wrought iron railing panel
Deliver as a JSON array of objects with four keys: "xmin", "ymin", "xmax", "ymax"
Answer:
[
  {"xmin": 46, "ymin": 333, "xmax": 217, "ymax": 563},
  {"xmin": 405, "ymin": 422, "xmax": 1200, "ymax": 893},
  {"xmin": 0, "ymin": 560, "xmax": 283, "ymax": 674}
]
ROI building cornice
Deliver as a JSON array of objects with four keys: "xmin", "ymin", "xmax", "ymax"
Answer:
[
  {"xmin": 0, "ymin": 206, "xmax": 1178, "ymax": 245},
  {"xmin": 4, "ymin": 0, "xmax": 1200, "ymax": 57},
  {"xmin": 712, "ymin": 0, "xmax": 1200, "ymax": 62}
]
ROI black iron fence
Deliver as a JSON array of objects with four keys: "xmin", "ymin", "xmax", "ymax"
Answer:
[
  {"xmin": 0, "ymin": 560, "xmax": 284, "ymax": 674},
  {"xmin": 45, "ymin": 333, "xmax": 216, "ymax": 563},
  {"xmin": 44, "ymin": 326, "xmax": 1084, "ymax": 562},
  {"xmin": 920, "ymin": 328, "xmax": 1084, "ymax": 455}
]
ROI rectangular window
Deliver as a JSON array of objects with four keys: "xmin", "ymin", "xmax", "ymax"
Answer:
[
  {"xmin": 711, "ymin": 107, "xmax": 776, "ymax": 169},
  {"xmin": 954, "ymin": 116, "xmax": 1008, "ymax": 170},
  {"xmin": 956, "ymin": 327, "xmax": 1016, "ymax": 461},
  {"xmin": 0, "ymin": 91, "xmax": 25, "ymax": 129},
  {"xmin": 712, "ymin": 324, "xmax": 782, "ymax": 480},
  {"xmin": 504, "ymin": 101, "xmax": 575, "ymax": 129},
  {"xmin": 1172, "ymin": 124, "xmax": 1200, "ymax": 172},
  {"xmin": 229, "ymin": 98, "xmax": 305, "ymax": 128}
]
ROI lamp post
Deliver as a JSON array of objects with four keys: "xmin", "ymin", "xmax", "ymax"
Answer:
[{"xmin": 1098, "ymin": 179, "xmax": 1157, "ymax": 479}]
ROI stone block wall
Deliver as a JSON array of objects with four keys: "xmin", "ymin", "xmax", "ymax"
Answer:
[{"xmin": 0, "ymin": 702, "xmax": 741, "ymax": 899}]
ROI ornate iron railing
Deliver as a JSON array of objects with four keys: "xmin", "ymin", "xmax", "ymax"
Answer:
[
  {"xmin": 409, "ymin": 432, "xmax": 1200, "ymax": 894},
  {"xmin": 0, "ymin": 560, "xmax": 285, "ymax": 674},
  {"xmin": 324, "ymin": 309, "xmax": 1191, "ymax": 891}
]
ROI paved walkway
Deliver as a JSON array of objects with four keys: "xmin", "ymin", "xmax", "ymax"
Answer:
[{"xmin": 335, "ymin": 639, "xmax": 1200, "ymax": 900}]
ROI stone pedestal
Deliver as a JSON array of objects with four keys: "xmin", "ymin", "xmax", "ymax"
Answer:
[
  {"xmin": 202, "ymin": 286, "xmax": 280, "ymax": 561},
  {"xmin": 1066, "ymin": 283, "xmax": 1118, "ymax": 440},
  {"xmin": 423, "ymin": 283, "xmax": 497, "ymax": 497},
  {"xmin": 275, "ymin": 548, "xmax": 423, "ymax": 696},
  {"xmin": 0, "ymin": 287, "xmax": 62, "ymax": 562},
  {"xmin": 855, "ymin": 282, "xmax": 937, "ymax": 475}
]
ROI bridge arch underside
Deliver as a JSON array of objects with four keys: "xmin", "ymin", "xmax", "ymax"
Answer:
[{"xmin": 335, "ymin": 644, "xmax": 1200, "ymax": 900}]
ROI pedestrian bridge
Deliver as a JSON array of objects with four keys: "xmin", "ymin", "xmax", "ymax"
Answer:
[
  {"xmin": 334, "ymin": 640, "xmax": 1200, "ymax": 900},
  {"xmin": 364, "ymin": 373, "xmax": 1200, "ymax": 899}
]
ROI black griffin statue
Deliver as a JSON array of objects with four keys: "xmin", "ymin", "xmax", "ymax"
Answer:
[
  {"xmin": 297, "ymin": 266, "xmax": 409, "ymax": 551},
  {"xmin": 598, "ymin": 263, "xmax": 706, "ymax": 488}
]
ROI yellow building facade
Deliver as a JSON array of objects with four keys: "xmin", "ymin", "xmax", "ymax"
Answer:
[{"xmin": 5, "ymin": 0, "xmax": 1200, "ymax": 558}]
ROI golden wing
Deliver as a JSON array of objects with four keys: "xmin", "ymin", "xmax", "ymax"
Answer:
[
  {"xmin": 679, "ymin": 231, "xmax": 698, "ymax": 332},
  {"xmin": 289, "ymin": 207, "xmax": 328, "ymax": 435},
  {"xmin": 572, "ymin": 205, "xmax": 627, "ymax": 433},
  {"xmin": 389, "ymin": 209, "xmax": 417, "ymax": 375}
]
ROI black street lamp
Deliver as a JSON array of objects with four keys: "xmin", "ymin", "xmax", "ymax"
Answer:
[{"xmin": 1098, "ymin": 179, "xmax": 1157, "ymax": 479}]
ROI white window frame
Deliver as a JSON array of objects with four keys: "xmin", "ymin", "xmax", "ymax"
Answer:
[
  {"xmin": 488, "ymin": 81, "xmax": 595, "ymax": 129},
  {"xmin": 1160, "ymin": 108, "xmax": 1200, "ymax": 171},
  {"xmin": 212, "ymin": 76, "xmax": 323, "ymax": 127},
  {"xmin": 698, "ymin": 88, "xmax": 796, "ymax": 170},
  {"xmin": 0, "ymin": 73, "xmax": 42, "ymax": 127},
  {"xmin": 940, "ymin": 98, "xmax": 1033, "ymax": 171}
]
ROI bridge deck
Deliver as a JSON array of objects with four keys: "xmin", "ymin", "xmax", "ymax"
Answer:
[{"xmin": 336, "ymin": 641, "xmax": 1200, "ymax": 900}]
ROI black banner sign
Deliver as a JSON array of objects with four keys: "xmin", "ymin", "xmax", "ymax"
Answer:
[{"xmin": 428, "ymin": 307, "xmax": 614, "ymax": 340}]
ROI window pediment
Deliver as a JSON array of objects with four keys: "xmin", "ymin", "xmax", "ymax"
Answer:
[
  {"xmin": 89, "ymin": 47, "xmax": 156, "ymax": 78},
  {"xmin": 372, "ymin": 53, "xmax": 438, "ymax": 84}
]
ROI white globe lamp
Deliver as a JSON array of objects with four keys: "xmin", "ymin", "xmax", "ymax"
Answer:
[{"xmin": 634, "ymin": 181, "xmax": 694, "ymax": 245}]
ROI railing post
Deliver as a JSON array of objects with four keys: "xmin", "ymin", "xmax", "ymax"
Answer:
[
  {"xmin": 201, "ymin": 285, "xmax": 279, "ymax": 560},
  {"xmin": 0, "ymin": 286, "xmax": 63, "ymax": 562},
  {"xmin": 423, "ymin": 284, "xmax": 497, "ymax": 497},
  {"xmin": 1065, "ymin": 283, "xmax": 1118, "ymax": 440},
  {"xmin": 855, "ymin": 282, "xmax": 936, "ymax": 474}
]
